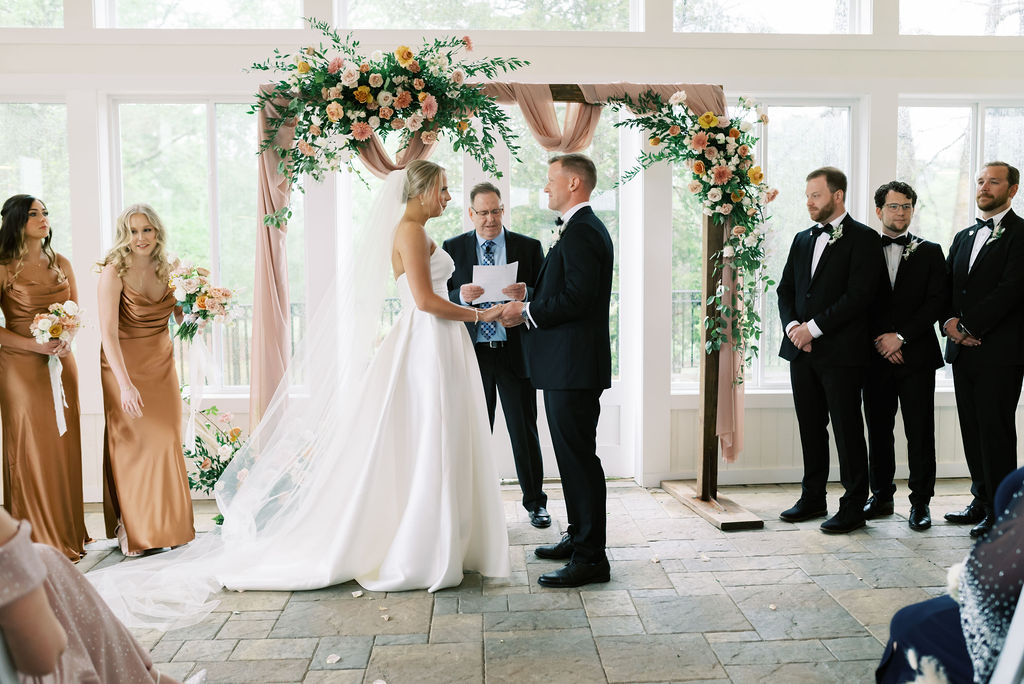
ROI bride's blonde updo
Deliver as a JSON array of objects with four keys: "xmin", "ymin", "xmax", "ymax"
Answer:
[{"xmin": 403, "ymin": 160, "xmax": 445, "ymax": 203}]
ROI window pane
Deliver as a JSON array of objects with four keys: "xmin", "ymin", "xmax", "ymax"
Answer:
[
  {"xmin": 0, "ymin": 103, "xmax": 71, "ymax": 259},
  {"xmin": 346, "ymin": 0, "xmax": 630, "ymax": 31},
  {"xmin": 671, "ymin": 165, "xmax": 704, "ymax": 386},
  {"xmin": 901, "ymin": 0, "xmax": 1024, "ymax": 35},
  {"xmin": 119, "ymin": 103, "xmax": 210, "ymax": 266},
  {"xmin": 675, "ymin": 0, "xmax": 854, "ymax": 33},
  {"xmin": 896, "ymin": 106, "xmax": 973, "ymax": 252},
  {"xmin": 759, "ymin": 106, "xmax": 851, "ymax": 385},
  {"xmin": 984, "ymin": 107, "xmax": 1024, "ymax": 216},
  {"xmin": 111, "ymin": 0, "xmax": 302, "ymax": 28},
  {"xmin": 0, "ymin": 0, "xmax": 61, "ymax": 27},
  {"xmin": 508, "ymin": 105, "xmax": 621, "ymax": 378}
]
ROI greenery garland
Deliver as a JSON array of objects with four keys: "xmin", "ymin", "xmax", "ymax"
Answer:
[
  {"xmin": 251, "ymin": 18, "xmax": 528, "ymax": 228},
  {"xmin": 610, "ymin": 92, "xmax": 778, "ymax": 376}
]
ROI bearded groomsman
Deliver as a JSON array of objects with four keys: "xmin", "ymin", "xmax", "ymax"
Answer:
[
  {"xmin": 777, "ymin": 167, "xmax": 884, "ymax": 533},
  {"xmin": 442, "ymin": 182, "xmax": 549, "ymax": 529},
  {"xmin": 942, "ymin": 161, "xmax": 1024, "ymax": 538},
  {"xmin": 862, "ymin": 181, "xmax": 946, "ymax": 531}
]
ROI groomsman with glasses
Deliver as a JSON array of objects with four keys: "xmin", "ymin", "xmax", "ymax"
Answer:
[
  {"xmin": 942, "ymin": 161, "xmax": 1024, "ymax": 539},
  {"xmin": 862, "ymin": 181, "xmax": 947, "ymax": 531},
  {"xmin": 442, "ymin": 182, "xmax": 550, "ymax": 529},
  {"xmin": 777, "ymin": 167, "xmax": 885, "ymax": 534}
]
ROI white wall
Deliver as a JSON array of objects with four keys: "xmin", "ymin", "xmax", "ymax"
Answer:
[{"xmin": 2, "ymin": 0, "xmax": 1024, "ymax": 501}]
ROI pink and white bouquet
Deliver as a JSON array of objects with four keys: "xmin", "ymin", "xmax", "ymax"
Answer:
[
  {"xmin": 29, "ymin": 300, "xmax": 82, "ymax": 436},
  {"xmin": 29, "ymin": 300, "xmax": 81, "ymax": 345},
  {"xmin": 168, "ymin": 263, "xmax": 236, "ymax": 342}
]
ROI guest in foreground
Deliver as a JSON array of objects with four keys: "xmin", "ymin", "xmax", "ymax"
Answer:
[
  {"xmin": 0, "ymin": 194, "xmax": 89, "ymax": 562},
  {"xmin": 0, "ymin": 507, "xmax": 203, "ymax": 683},
  {"xmin": 876, "ymin": 466, "xmax": 1024, "ymax": 683},
  {"xmin": 942, "ymin": 161, "xmax": 1024, "ymax": 539},
  {"xmin": 97, "ymin": 204, "xmax": 194, "ymax": 556},
  {"xmin": 776, "ymin": 167, "xmax": 884, "ymax": 533},
  {"xmin": 501, "ymin": 153, "xmax": 614, "ymax": 587},
  {"xmin": 863, "ymin": 181, "xmax": 946, "ymax": 531},
  {"xmin": 443, "ymin": 181, "xmax": 549, "ymax": 529}
]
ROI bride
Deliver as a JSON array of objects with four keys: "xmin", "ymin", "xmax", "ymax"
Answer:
[{"xmin": 88, "ymin": 160, "xmax": 511, "ymax": 629}]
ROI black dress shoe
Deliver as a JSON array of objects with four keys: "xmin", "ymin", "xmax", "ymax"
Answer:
[
  {"xmin": 780, "ymin": 499, "xmax": 828, "ymax": 523},
  {"xmin": 535, "ymin": 534, "xmax": 573, "ymax": 560},
  {"xmin": 537, "ymin": 558, "xmax": 610, "ymax": 588},
  {"xmin": 908, "ymin": 505, "xmax": 931, "ymax": 531},
  {"xmin": 944, "ymin": 502, "xmax": 986, "ymax": 525},
  {"xmin": 529, "ymin": 506, "xmax": 551, "ymax": 529},
  {"xmin": 970, "ymin": 513, "xmax": 995, "ymax": 538},
  {"xmin": 863, "ymin": 496, "xmax": 894, "ymax": 519},
  {"xmin": 820, "ymin": 507, "xmax": 866, "ymax": 534}
]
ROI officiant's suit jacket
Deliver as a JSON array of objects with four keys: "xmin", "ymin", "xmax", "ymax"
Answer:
[
  {"xmin": 524, "ymin": 205, "xmax": 614, "ymax": 391},
  {"xmin": 443, "ymin": 227, "xmax": 544, "ymax": 378},
  {"xmin": 942, "ymin": 208, "xmax": 1024, "ymax": 509},
  {"xmin": 863, "ymin": 233, "xmax": 946, "ymax": 507}
]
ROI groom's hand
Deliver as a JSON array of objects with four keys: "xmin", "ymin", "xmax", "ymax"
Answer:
[
  {"xmin": 500, "ymin": 301, "xmax": 525, "ymax": 327},
  {"xmin": 502, "ymin": 282, "xmax": 527, "ymax": 301}
]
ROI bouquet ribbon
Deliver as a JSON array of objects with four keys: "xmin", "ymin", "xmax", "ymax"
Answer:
[
  {"xmin": 48, "ymin": 356, "xmax": 69, "ymax": 436},
  {"xmin": 184, "ymin": 336, "xmax": 210, "ymax": 450}
]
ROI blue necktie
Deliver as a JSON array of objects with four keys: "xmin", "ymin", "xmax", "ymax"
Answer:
[{"xmin": 479, "ymin": 240, "xmax": 497, "ymax": 340}]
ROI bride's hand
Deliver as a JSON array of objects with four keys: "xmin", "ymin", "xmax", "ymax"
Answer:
[{"xmin": 479, "ymin": 304, "xmax": 505, "ymax": 323}]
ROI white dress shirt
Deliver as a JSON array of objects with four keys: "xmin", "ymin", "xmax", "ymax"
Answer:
[
  {"xmin": 522, "ymin": 201, "xmax": 592, "ymax": 329},
  {"xmin": 787, "ymin": 212, "xmax": 848, "ymax": 340},
  {"xmin": 969, "ymin": 206, "xmax": 1011, "ymax": 271}
]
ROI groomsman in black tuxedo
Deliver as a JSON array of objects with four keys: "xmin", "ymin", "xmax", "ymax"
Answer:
[
  {"xmin": 442, "ymin": 182, "xmax": 549, "ymax": 529},
  {"xmin": 500, "ymin": 153, "xmax": 614, "ymax": 587},
  {"xmin": 942, "ymin": 161, "xmax": 1024, "ymax": 538},
  {"xmin": 862, "ymin": 181, "xmax": 946, "ymax": 531},
  {"xmin": 777, "ymin": 167, "xmax": 884, "ymax": 533}
]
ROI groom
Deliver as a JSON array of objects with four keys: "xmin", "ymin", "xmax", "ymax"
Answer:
[{"xmin": 501, "ymin": 153, "xmax": 614, "ymax": 588}]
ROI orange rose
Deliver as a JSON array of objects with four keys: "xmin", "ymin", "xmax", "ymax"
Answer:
[
  {"xmin": 668, "ymin": 124, "xmax": 681, "ymax": 136},
  {"xmin": 456, "ymin": 120, "xmax": 470, "ymax": 131},
  {"xmin": 728, "ymin": 128, "xmax": 741, "ymax": 138},
  {"xmin": 649, "ymin": 136, "xmax": 661, "ymax": 146},
  {"xmin": 353, "ymin": 85, "xmax": 371, "ymax": 103},
  {"xmin": 693, "ymin": 160, "xmax": 706, "ymax": 176},
  {"xmin": 359, "ymin": 62, "xmax": 371, "ymax": 73},
  {"xmin": 229, "ymin": 427, "xmax": 242, "ymax": 442},
  {"xmin": 418, "ymin": 91, "xmax": 429, "ymax": 102},
  {"xmin": 199, "ymin": 458, "xmax": 212, "ymax": 470},
  {"xmin": 195, "ymin": 294, "xmax": 208, "ymax": 310},
  {"xmin": 730, "ymin": 190, "xmax": 745, "ymax": 202}
]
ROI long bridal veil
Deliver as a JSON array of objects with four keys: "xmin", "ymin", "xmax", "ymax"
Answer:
[{"xmin": 88, "ymin": 170, "xmax": 411, "ymax": 630}]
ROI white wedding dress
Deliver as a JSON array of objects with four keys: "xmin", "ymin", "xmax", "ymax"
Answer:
[{"xmin": 88, "ymin": 172, "xmax": 510, "ymax": 629}]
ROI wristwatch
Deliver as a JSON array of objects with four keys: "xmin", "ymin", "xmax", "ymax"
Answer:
[
  {"xmin": 895, "ymin": 332, "xmax": 905, "ymax": 344},
  {"xmin": 956, "ymin": 320, "xmax": 971, "ymax": 337}
]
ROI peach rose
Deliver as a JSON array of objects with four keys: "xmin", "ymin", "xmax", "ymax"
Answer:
[
  {"xmin": 413, "ymin": 78, "xmax": 425, "ymax": 90},
  {"xmin": 359, "ymin": 62, "xmax": 371, "ymax": 73},
  {"xmin": 378, "ymin": 106, "xmax": 394, "ymax": 120},
  {"xmin": 369, "ymin": 73, "xmax": 383, "ymax": 88},
  {"xmin": 391, "ymin": 118, "xmax": 406, "ymax": 129},
  {"xmin": 765, "ymin": 187, "xmax": 779, "ymax": 203},
  {"xmin": 687, "ymin": 180, "xmax": 702, "ymax": 194},
  {"xmin": 451, "ymin": 68, "xmax": 466, "ymax": 85},
  {"xmin": 326, "ymin": 101, "xmax": 344, "ymax": 122},
  {"xmin": 668, "ymin": 124, "xmax": 682, "ymax": 136},
  {"xmin": 199, "ymin": 458, "xmax": 212, "ymax": 471},
  {"xmin": 737, "ymin": 144, "xmax": 750, "ymax": 157},
  {"xmin": 693, "ymin": 160, "xmax": 706, "ymax": 176},
  {"xmin": 407, "ymin": 60, "xmax": 421, "ymax": 73},
  {"xmin": 705, "ymin": 146, "xmax": 719, "ymax": 160},
  {"xmin": 421, "ymin": 130, "xmax": 438, "ymax": 144}
]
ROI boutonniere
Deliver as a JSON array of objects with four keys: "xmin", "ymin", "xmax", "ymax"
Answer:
[
  {"xmin": 827, "ymin": 225, "xmax": 843, "ymax": 246},
  {"xmin": 550, "ymin": 219, "xmax": 567, "ymax": 248},
  {"xmin": 902, "ymin": 238, "xmax": 922, "ymax": 261},
  {"xmin": 986, "ymin": 223, "xmax": 1005, "ymax": 245}
]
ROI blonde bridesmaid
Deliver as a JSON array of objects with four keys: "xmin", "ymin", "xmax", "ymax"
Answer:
[
  {"xmin": 97, "ymin": 204, "xmax": 194, "ymax": 556},
  {"xmin": 0, "ymin": 194, "xmax": 89, "ymax": 562}
]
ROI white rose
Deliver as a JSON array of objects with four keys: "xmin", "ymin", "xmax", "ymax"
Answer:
[
  {"xmin": 668, "ymin": 90, "xmax": 687, "ymax": 106},
  {"xmin": 370, "ymin": 50, "xmax": 383, "ymax": 61},
  {"xmin": 740, "ymin": 121, "xmax": 752, "ymax": 132},
  {"xmin": 182, "ymin": 277, "xmax": 201, "ymax": 294},
  {"xmin": 719, "ymin": 203, "xmax": 734, "ymax": 215},
  {"xmin": 450, "ymin": 68, "xmax": 466, "ymax": 85},
  {"xmin": 368, "ymin": 116, "xmax": 380, "ymax": 128},
  {"xmin": 377, "ymin": 91, "xmax": 394, "ymax": 107},
  {"xmin": 744, "ymin": 234, "xmax": 758, "ymax": 248},
  {"xmin": 173, "ymin": 287, "xmax": 187, "ymax": 301},
  {"xmin": 217, "ymin": 444, "xmax": 233, "ymax": 458},
  {"xmin": 707, "ymin": 187, "xmax": 723, "ymax": 202},
  {"xmin": 62, "ymin": 300, "xmax": 79, "ymax": 316},
  {"xmin": 722, "ymin": 245, "xmax": 735, "ymax": 258},
  {"xmin": 340, "ymin": 67, "xmax": 360, "ymax": 88},
  {"xmin": 702, "ymin": 207, "xmax": 714, "ymax": 216}
]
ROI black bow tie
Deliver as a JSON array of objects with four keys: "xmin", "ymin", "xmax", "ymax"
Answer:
[
  {"xmin": 976, "ymin": 217, "xmax": 995, "ymax": 230},
  {"xmin": 881, "ymin": 234, "xmax": 910, "ymax": 247},
  {"xmin": 554, "ymin": 217, "xmax": 564, "ymax": 227},
  {"xmin": 810, "ymin": 223, "xmax": 832, "ymax": 238}
]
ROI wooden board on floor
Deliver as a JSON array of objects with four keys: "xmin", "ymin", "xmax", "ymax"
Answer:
[{"xmin": 660, "ymin": 480, "xmax": 764, "ymax": 531}]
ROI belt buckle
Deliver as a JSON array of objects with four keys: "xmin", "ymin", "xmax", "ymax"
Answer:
[{"xmin": 489, "ymin": 341, "xmax": 502, "ymax": 349}]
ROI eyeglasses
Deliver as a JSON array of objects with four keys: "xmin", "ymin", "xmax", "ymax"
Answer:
[
  {"xmin": 472, "ymin": 207, "xmax": 504, "ymax": 218},
  {"xmin": 884, "ymin": 203, "xmax": 914, "ymax": 212}
]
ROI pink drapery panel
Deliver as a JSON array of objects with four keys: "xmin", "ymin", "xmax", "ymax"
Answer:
[
  {"xmin": 251, "ymin": 85, "xmax": 295, "ymax": 428},
  {"xmin": 479, "ymin": 82, "xmax": 602, "ymax": 152},
  {"xmin": 716, "ymin": 239, "xmax": 745, "ymax": 463},
  {"xmin": 358, "ymin": 131, "xmax": 437, "ymax": 179},
  {"xmin": 577, "ymin": 82, "xmax": 726, "ymax": 120}
]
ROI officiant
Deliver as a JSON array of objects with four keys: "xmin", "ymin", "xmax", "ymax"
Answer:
[{"xmin": 442, "ymin": 182, "xmax": 550, "ymax": 529}]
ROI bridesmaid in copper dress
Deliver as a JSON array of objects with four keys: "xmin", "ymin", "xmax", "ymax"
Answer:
[
  {"xmin": 97, "ymin": 204, "xmax": 194, "ymax": 556},
  {"xmin": 0, "ymin": 194, "xmax": 89, "ymax": 562}
]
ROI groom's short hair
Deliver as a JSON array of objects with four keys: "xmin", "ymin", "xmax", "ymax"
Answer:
[
  {"xmin": 550, "ymin": 153, "xmax": 597, "ymax": 194},
  {"xmin": 469, "ymin": 181, "xmax": 501, "ymax": 205}
]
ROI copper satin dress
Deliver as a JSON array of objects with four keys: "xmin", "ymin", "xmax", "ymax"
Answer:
[
  {"xmin": 0, "ymin": 271, "xmax": 88, "ymax": 562},
  {"xmin": 101, "ymin": 283, "xmax": 194, "ymax": 552}
]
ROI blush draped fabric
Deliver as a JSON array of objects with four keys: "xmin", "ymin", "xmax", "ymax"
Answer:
[
  {"xmin": 100, "ymin": 283, "xmax": 194, "ymax": 553},
  {"xmin": 0, "ymin": 275, "xmax": 87, "ymax": 561}
]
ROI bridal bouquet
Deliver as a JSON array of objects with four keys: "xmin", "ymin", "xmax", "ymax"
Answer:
[
  {"xmin": 29, "ymin": 300, "xmax": 82, "ymax": 436},
  {"xmin": 183, "ymin": 403, "xmax": 246, "ymax": 497},
  {"xmin": 168, "ymin": 263, "xmax": 236, "ymax": 342}
]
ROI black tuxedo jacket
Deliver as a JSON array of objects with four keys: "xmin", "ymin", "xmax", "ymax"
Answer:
[
  {"xmin": 869, "ymin": 234, "xmax": 946, "ymax": 372},
  {"xmin": 944, "ymin": 208, "xmax": 1024, "ymax": 365},
  {"xmin": 442, "ymin": 227, "xmax": 544, "ymax": 377},
  {"xmin": 524, "ymin": 206, "xmax": 614, "ymax": 390},
  {"xmin": 777, "ymin": 214, "xmax": 883, "ymax": 365}
]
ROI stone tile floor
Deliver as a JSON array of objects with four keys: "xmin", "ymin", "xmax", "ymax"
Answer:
[{"xmin": 79, "ymin": 479, "xmax": 979, "ymax": 683}]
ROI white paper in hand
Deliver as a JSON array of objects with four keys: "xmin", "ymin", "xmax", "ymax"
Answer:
[{"xmin": 472, "ymin": 261, "xmax": 519, "ymax": 304}]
